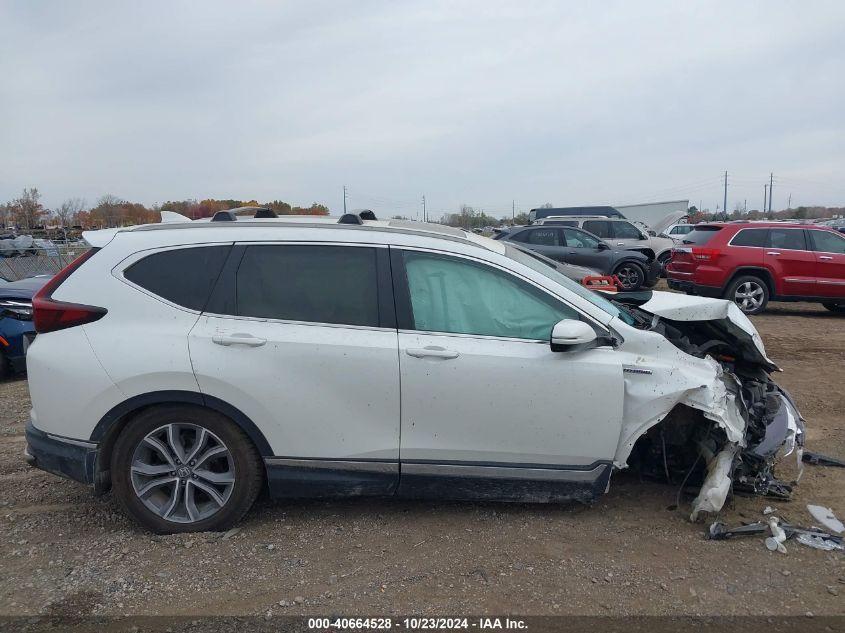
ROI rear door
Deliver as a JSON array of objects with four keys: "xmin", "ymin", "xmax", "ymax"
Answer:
[
  {"xmin": 188, "ymin": 243, "xmax": 400, "ymax": 495},
  {"xmin": 765, "ymin": 228, "xmax": 816, "ymax": 296},
  {"xmin": 581, "ymin": 220, "xmax": 612, "ymax": 241},
  {"xmin": 808, "ymin": 229, "xmax": 845, "ymax": 298},
  {"xmin": 510, "ymin": 228, "xmax": 567, "ymax": 262}
]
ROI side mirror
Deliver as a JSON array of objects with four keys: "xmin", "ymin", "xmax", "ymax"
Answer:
[
  {"xmin": 597, "ymin": 242, "xmax": 610, "ymax": 251},
  {"xmin": 550, "ymin": 319, "xmax": 597, "ymax": 352},
  {"xmin": 646, "ymin": 230, "xmax": 656, "ymax": 237}
]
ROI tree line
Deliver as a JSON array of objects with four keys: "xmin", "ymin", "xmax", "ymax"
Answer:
[{"xmin": 0, "ymin": 188, "xmax": 330, "ymax": 231}]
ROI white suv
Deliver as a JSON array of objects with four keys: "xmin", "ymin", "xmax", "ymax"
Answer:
[{"xmin": 25, "ymin": 212, "xmax": 803, "ymax": 533}]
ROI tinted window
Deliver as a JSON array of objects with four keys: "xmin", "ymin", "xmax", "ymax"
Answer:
[
  {"xmin": 402, "ymin": 251, "xmax": 578, "ymax": 340},
  {"xmin": 124, "ymin": 245, "xmax": 230, "ymax": 310},
  {"xmin": 768, "ymin": 229, "xmax": 806, "ymax": 251},
  {"xmin": 582, "ymin": 220, "xmax": 611, "ymax": 238},
  {"xmin": 236, "ymin": 245, "xmax": 379, "ymax": 326},
  {"xmin": 561, "ymin": 228, "xmax": 600, "ymax": 249},
  {"xmin": 730, "ymin": 228, "xmax": 768, "ymax": 247},
  {"xmin": 682, "ymin": 226, "xmax": 722, "ymax": 245},
  {"xmin": 524, "ymin": 228, "xmax": 561, "ymax": 246},
  {"xmin": 612, "ymin": 222, "xmax": 643, "ymax": 239},
  {"xmin": 810, "ymin": 230, "xmax": 845, "ymax": 254},
  {"xmin": 670, "ymin": 225, "xmax": 693, "ymax": 235}
]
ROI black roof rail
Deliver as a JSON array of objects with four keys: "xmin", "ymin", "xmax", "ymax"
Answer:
[
  {"xmin": 211, "ymin": 210, "xmax": 237, "ymax": 222},
  {"xmin": 253, "ymin": 207, "xmax": 278, "ymax": 218}
]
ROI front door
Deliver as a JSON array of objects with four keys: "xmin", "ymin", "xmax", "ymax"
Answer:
[
  {"xmin": 808, "ymin": 229, "xmax": 845, "ymax": 299},
  {"xmin": 391, "ymin": 248, "xmax": 624, "ymax": 500},
  {"xmin": 188, "ymin": 243, "xmax": 400, "ymax": 496}
]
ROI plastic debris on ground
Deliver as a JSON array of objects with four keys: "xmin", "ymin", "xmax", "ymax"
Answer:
[{"xmin": 806, "ymin": 504, "xmax": 844, "ymax": 535}]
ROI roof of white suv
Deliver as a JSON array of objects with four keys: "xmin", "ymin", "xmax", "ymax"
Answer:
[{"xmin": 82, "ymin": 214, "xmax": 507, "ymax": 255}]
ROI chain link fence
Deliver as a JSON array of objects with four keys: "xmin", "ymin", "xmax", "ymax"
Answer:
[{"xmin": 0, "ymin": 243, "xmax": 91, "ymax": 281}]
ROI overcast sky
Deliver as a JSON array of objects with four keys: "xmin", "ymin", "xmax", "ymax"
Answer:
[{"xmin": 2, "ymin": 1, "xmax": 844, "ymax": 217}]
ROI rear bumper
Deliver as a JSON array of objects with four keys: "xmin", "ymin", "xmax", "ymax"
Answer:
[
  {"xmin": 24, "ymin": 421, "xmax": 97, "ymax": 487},
  {"xmin": 667, "ymin": 278, "xmax": 723, "ymax": 298}
]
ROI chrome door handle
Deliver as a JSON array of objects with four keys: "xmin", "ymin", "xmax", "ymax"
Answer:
[
  {"xmin": 766, "ymin": 251, "xmax": 781, "ymax": 256},
  {"xmin": 212, "ymin": 333, "xmax": 267, "ymax": 347},
  {"xmin": 819, "ymin": 255, "xmax": 833, "ymax": 260},
  {"xmin": 406, "ymin": 346, "xmax": 460, "ymax": 360}
]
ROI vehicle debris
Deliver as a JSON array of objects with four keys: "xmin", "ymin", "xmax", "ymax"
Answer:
[
  {"xmin": 707, "ymin": 520, "xmax": 844, "ymax": 552},
  {"xmin": 806, "ymin": 505, "xmax": 844, "ymax": 535},
  {"xmin": 802, "ymin": 450, "xmax": 845, "ymax": 468}
]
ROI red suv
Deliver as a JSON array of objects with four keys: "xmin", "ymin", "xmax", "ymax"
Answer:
[{"xmin": 666, "ymin": 222, "xmax": 845, "ymax": 314}]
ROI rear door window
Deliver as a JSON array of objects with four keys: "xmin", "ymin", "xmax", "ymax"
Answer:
[
  {"xmin": 582, "ymin": 220, "xmax": 611, "ymax": 239},
  {"xmin": 235, "ymin": 245, "xmax": 380, "ymax": 327},
  {"xmin": 730, "ymin": 228, "xmax": 768, "ymax": 247},
  {"xmin": 682, "ymin": 226, "xmax": 722, "ymax": 245},
  {"xmin": 768, "ymin": 229, "xmax": 807, "ymax": 251},
  {"xmin": 524, "ymin": 228, "xmax": 561, "ymax": 246},
  {"xmin": 124, "ymin": 245, "xmax": 231, "ymax": 310}
]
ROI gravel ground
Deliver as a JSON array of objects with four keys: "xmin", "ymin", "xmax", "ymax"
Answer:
[{"xmin": 1, "ymin": 298, "xmax": 843, "ymax": 620}]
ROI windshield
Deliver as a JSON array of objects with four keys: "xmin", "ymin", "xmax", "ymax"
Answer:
[{"xmin": 504, "ymin": 244, "xmax": 634, "ymax": 325}]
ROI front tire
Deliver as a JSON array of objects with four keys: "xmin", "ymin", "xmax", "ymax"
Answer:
[
  {"xmin": 613, "ymin": 262, "xmax": 646, "ymax": 290},
  {"xmin": 725, "ymin": 275, "xmax": 769, "ymax": 315},
  {"xmin": 111, "ymin": 405, "xmax": 263, "ymax": 533}
]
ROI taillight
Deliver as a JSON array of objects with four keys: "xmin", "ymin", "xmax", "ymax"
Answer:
[
  {"xmin": 691, "ymin": 248, "xmax": 722, "ymax": 262},
  {"xmin": 32, "ymin": 249, "xmax": 107, "ymax": 334}
]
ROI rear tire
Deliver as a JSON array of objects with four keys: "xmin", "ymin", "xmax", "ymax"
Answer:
[
  {"xmin": 822, "ymin": 302, "xmax": 844, "ymax": 313},
  {"xmin": 111, "ymin": 405, "xmax": 263, "ymax": 534},
  {"xmin": 613, "ymin": 262, "xmax": 646, "ymax": 290},
  {"xmin": 657, "ymin": 252, "xmax": 671, "ymax": 278},
  {"xmin": 725, "ymin": 275, "xmax": 769, "ymax": 315}
]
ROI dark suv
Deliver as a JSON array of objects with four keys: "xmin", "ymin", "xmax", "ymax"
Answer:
[
  {"xmin": 496, "ymin": 225, "xmax": 660, "ymax": 290},
  {"xmin": 666, "ymin": 222, "xmax": 845, "ymax": 314}
]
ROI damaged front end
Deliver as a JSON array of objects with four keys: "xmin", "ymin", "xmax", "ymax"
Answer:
[{"xmin": 609, "ymin": 291, "xmax": 805, "ymax": 521}]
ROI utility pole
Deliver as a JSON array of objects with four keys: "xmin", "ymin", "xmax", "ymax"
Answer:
[
  {"xmin": 787, "ymin": 193, "xmax": 792, "ymax": 209},
  {"xmin": 768, "ymin": 172, "xmax": 773, "ymax": 213},
  {"xmin": 763, "ymin": 184, "xmax": 768, "ymax": 214},
  {"xmin": 343, "ymin": 185, "xmax": 348, "ymax": 214},
  {"xmin": 512, "ymin": 200, "xmax": 515, "ymax": 223},
  {"xmin": 723, "ymin": 171, "xmax": 728, "ymax": 221},
  {"xmin": 422, "ymin": 195, "xmax": 426, "ymax": 222}
]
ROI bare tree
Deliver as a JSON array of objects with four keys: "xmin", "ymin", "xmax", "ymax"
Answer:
[{"xmin": 55, "ymin": 197, "xmax": 86, "ymax": 227}]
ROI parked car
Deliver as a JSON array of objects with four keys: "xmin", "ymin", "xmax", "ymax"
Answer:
[
  {"xmin": 533, "ymin": 216, "xmax": 676, "ymax": 270},
  {"xmin": 0, "ymin": 275, "xmax": 49, "ymax": 377},
  {"xmin": 23, "ymin": 214, "xmax": 805, "ymax": 533},
  {"xmin": 528, "ymin": 206, "xmax": 624, "ymax": 223},
  {"xmin": 664, "ymin": 223, "xmax": 695, "ymax": 242},
  {"xmin": 496, "ymin": 224, "xmax": 659, "ymax": 290},
  {"xmin": 666, "ymin": 222, "xmax": 845, "ymax": 314}
]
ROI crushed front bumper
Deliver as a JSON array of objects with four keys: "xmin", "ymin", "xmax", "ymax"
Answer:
[{"xmin": 25, "ymin": 421, "xmax": 98, "ymax": 486}]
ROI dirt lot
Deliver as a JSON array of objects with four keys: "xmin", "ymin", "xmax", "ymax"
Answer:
[{"xmin": 1, "ymin": 298, "xmax": 843, "ymax": 620}]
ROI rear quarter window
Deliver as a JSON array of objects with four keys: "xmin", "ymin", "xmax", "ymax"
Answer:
[
  {"xmin": 123, "ymin": 245, "xmax": 231, "ymax": 310},
  {"xmin": 682, "ymin": 226, "xmax": 722, "ymax": 245}
]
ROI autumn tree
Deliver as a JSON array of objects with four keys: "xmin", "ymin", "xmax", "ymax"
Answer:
[{"xmin": 11, "ymin": 188, "xmax": 46, "ymax": 229}]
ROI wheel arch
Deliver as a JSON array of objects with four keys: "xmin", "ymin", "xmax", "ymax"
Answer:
[
  {"xmin": 90, "ymin": 390, "xmax": 273, "ymax": 494},
  {"xmin": 725, "ymin": 267, "xmax": 776, "ymax": 297}
]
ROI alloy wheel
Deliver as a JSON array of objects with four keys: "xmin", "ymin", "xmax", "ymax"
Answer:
[
  {"xmin": 733, "ymin": 281, "xmax": 765, "ymax": 313},
  {"xmin": 615, "ymin": 265, "xmax": 642, "ymax": 290},
  {"xmin": 130, "ymin": 423, "xmax": 235, "ymax": 524}
]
